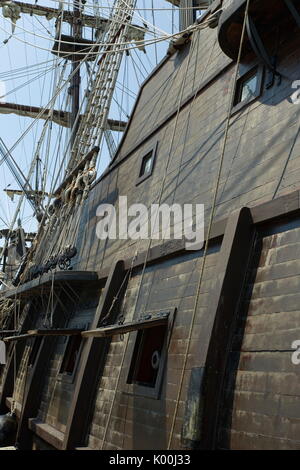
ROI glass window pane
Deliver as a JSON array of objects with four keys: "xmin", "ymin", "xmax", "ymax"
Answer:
[
  {"xmin": 144, "ymin": 156, "xmax": 152, "ymax": 174},
  {"xmin": 140, "ymin": 152, "xmax": 153, "ymax": 177},
  {"xmin": 241, "ymin": 74, "xmax": 258, "ymax": 102}
]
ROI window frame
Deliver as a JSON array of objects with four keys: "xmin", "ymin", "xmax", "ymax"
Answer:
[
  {"xmin": 123, "ymin": 308, "xmax": 176, "ymax": 400},
  {"xmin": 28, "ymin": 336, "xmax": 43, "ymax": 369},
  {"xmin": 136, "ymin": 142, "xmax": 158, "ymax": 186},
  {"xmin": 231, "ymin": 64, "xmax": 264, "ymax": 115},
  {"xmin": 57, "ymin": 332, "xmax": 84, "ymax": 384}
]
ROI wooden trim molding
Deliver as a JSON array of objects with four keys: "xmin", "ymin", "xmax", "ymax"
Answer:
[
  {"xmin": 91, "ymin": 189, "xmax": 300, "ymax": 285},
  {"xmin": 28, "ymin": 419, "xmax": 64, "ymax": 450},
  {"xmin": 4, "ymin": 333, "xmax": 35, "ymax": 343},
  {"xmin": 82, "ymin": 312, "xmax": 169, "ymax": 338},
  {"xmin": 4, "ymin": 329, "xmax": 83, "ymax": 343}
]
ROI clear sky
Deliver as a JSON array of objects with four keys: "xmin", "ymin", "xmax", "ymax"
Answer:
[{"xmin": 0, "ymin": 1, "xmax": 182, "ymax": 235}]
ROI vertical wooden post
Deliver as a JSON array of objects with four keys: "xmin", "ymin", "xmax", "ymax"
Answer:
[
  {"xmin": 63, "ymin": 259, "xmax": 126, "ymax": 449},
  {"xmin": 181, "ymin": 207, "xmax": 254, "ymax": 449},
  {"xmin": 180, "ymin": 0, "xmax": 196, "ymax": 30},
  {"xmin": 15, "ymin": 336, "xmax": 56, "ymax": 449},
  {"xmin": 200, "ymin": 207, "xmax": 254, "ymax": 449}
]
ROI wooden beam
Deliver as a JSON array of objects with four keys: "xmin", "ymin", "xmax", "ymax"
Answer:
[
  {"xmin": 0, "ymin": 103, "xmax": 127, "ymax": 131},
  {"xmin": 0, "ymin": 330, "xmax": 18, "ymax": 335},
  {"xmin": 82, "ymin": 314, "xmax": 169, "ymax": 338},
  {"xmin": 0, "ymin": 1, "xmax": 108, "ymax": 29},
  {"xmin": 27, "ymin": 328, "xmax": 83, "ymax": 336},
  {"xmin": 3, "ymin": 333, "xmax": 34, "ymax": 343},
  {"xmin": 2, "ymin": 270, "xmax": 99, "ymax": 299},
  {"xmin": 63, "ymin": 260, "xmax": 127, "ymax": 450},
  {"xmin": 0, "ymin": 228, "xmax": 36, "ymax": 242},
  {"xmin": 195, "ymin": 207, "xmax": 254, "ymax": 449}
]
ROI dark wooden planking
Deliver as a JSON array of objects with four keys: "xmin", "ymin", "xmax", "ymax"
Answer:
[
  {"xmin": 63, "ymin": 259, "xmax": 127, "ymax": 450},
  {"xmin": 98, "ymin": 60, "xmax": 233, "ymax": 182},
  {"xmin": 83, "ymin": 189, "xmax": 300, "ymax": 284},
  {"xmin": 199, "ymin": 207, "xmax": 255, "ymax": 449},
  {"xmin": 3, "ymin": 189, "xmax": 300, "ymax": 303},
  {"xmin": 218, "ymin": 221, "xmax": 300, "ymax": 449},
  {"xmin": 251, "ymin": 190, "xmax": 300, "ymax": 226}
]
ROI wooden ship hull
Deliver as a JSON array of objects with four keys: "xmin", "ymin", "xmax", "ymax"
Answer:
[{"xmin": 2, "ymin": 0, "xmax": 300, "ymax": 450}]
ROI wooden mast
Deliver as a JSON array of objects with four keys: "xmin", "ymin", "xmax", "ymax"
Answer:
[{"xmin": 70, "ymin": 0, "xmax": 82, "ymax": 148}]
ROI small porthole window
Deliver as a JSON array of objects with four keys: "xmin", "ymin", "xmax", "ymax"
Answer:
[
  {"xmin": 136, "ymin": 142, "xmax": 158, "ymax": 185},
  {"xmin": 232, "ymin": 65, "xmax": 263, "ymax": 113}
]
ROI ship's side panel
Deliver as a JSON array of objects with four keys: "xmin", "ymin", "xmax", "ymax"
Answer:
[
  {"xmin": 4, "ymin": 0, "xmax": 300, "ymax": 451},
  {"xmin": 85, "ymin": 248, "xmax": 220, "ymax": 450},
  {"xmin": 115, "ymin": 28, "xmax": 231, "ymax": 162},
  {"xmin": 73, "ymin": 20, "xmax": 300, "ymax": 274},
  {"xmin": 219, "ymin": 222, "xmax": 300, "ymax": 449},
  {"xmin": 35, "ymin": 287, "xmax": 100, "ymax": 434}
]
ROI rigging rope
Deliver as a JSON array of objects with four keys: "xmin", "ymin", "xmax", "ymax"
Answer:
[
  {"xmin": 100, "ymin": 21, "xmax": 198, "ymax": 449},
  {"xmin": 0, "ymin": 15, "xmax": 218, "ymax": 57},
  {"xmin": 167, "ymin": 0, "xmax": 252, "ymax": 449}
]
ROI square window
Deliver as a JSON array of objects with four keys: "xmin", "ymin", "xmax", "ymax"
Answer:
[
  {"xmin": 127, "ymin": 324, "xmax": 167, "ymax": 388},
  {"xmin": 240, "ymin": 73, "xmax": 258, "ymax": 102},
  {"xmin": 136, "ymin": 142, "xmax": 158, "ymax": 186},
  {"xmin": 123, "ymin": 308, "xmax": 176, "ymax": 399},
  {"xmin": 232, "ymin": 65, "xmax": 264, "ymax": 113},
  {"xmin": 59, "ymin": 334, "xmax": 82, "ymax": 375},
  {"xmin": 139, "ymin": 152, "xmax": 153, "ymax": 178}
]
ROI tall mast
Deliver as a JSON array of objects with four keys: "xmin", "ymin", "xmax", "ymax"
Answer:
[{"xmin": 70, "ymin": 0, "xmax": 82, "ymax": 147}]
